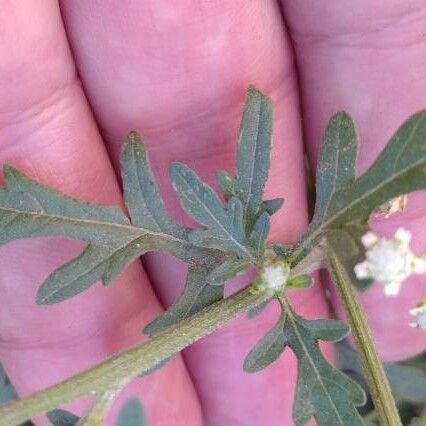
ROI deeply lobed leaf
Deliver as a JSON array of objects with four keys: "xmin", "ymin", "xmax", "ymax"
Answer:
[
  {"xmin": 332, "ymin": 110, "xmax": 426, "ymax": 225},
  {"xmin": 0, "ymin": 136, "xmax": 220, "ymax": 303},
  {"xmin": 294, "ymin": 110, "xmax": 426, "ymax": 290},
  {"xmin": 244, "ymin": 297, "xmax": 366, "ymax": 426},
  {"xmin": 0, "ymin": 86, "xmax": 277, "ymax": 305},
  {"xmin": 171, "ymin": 163, "xmax": 253, "ymax": 260}
]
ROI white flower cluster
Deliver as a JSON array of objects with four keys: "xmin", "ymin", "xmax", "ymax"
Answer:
[
  {"xmin": 260, "ymin": 262, "xmax": 290, "ymax": 292},
  {"xmin": 409, "ymin": 301, "xmax": 426, "ymax": 330},
  {"xmin": 354, "ymin": 228, "xmax": 426, "ymax": 296}
]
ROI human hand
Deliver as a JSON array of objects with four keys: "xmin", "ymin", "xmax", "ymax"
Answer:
[{"xmin": 0, "ymin": 1, "xmax": 425, "ymax": 424}]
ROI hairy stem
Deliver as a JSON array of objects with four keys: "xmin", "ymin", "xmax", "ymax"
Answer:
[
  {"xmin": 0, "ymin": 286, "xmax": 268, "ymax": 426},
  {"xmin": 327, "ymin": 246, "xmax": 402, "ymax": 426}
]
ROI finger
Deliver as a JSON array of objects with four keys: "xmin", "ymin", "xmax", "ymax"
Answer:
[
  {"xmin": 60, "ymin": 1, "xmax": 331, "ymax": 423},
  {"xmin": 0, "ymin": 1, "xmax": 200, "ymax": 424},
  {"xmin": 281, "ymin": 0, "xmax": 426, "ymax": 360}
]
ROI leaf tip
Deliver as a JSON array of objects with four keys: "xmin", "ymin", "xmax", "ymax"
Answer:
[
  {"xmin": 122, "ymin": 131, "xmax": 146, "ymax": 158},
  {"xmin": 142, "ymin": 314, "xmax": 171, "ymax": 337},
  {"xmin": 247, "ymin": 84, "xmax": 261, "ymax": 95},
  {"xmin": 142, "ymin": 322, "xmax": 156, "ymax": 337},
  {"xmin": 246, "ymin": 84, "xmax": 268, "ymax": 102},
  {"xmin": 35, "ymin": 287, "xmax": 52, "ymax": 305},
  {"xmin": 328, "ymin": 111, "xmax": 357, "ymax": 130},
  {"xmin": 242, "ymin": 357, "xmax": 257, "ymax": 373},
  {"xmin": 169, "ymin": 162, "xmax": 186, "ymax": 178},
  {"xmin": 2, "ymin": 165, "xmax": 19, "ymax": 181},
  {"xmin": 126, "ymin": 130, "xmax": 144, "ymax": 144},
  {"xmin": 247, "ymin": 85, "xmax": 272, "ymax": 110},
  {"xmin": 333, "ymin": 110, "xmax": 351, "ymax": 118}
]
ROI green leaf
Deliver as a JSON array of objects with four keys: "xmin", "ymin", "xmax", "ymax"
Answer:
[
  {"xmin": 261, "ymin": 198, "xmax": 284, "ymax": 215},
  {"xmin": 294, "ymin": 111, "xmax": 426, "ymax": 289},
  {"xmin": 247, "ymin": 299, "xmax": 271, "ymax": 319},
  {"xmin": 235, "ymin": 86, "xmax": 272, "ymax": 228},
  {"xmin": 298, "ymin": 318, "xmax": 349, "ymax": 342},
  {"xmin": 293, "ymin": 112, "xmax": 359, "ymax": 264},
  {"xmin": 36, "ymin": 233, "xmax": 198, "ymax": 305},
  {"xmin": 144, "ymin": 265, "xmax": 223, "ymax": 335},
  {"xmin": 47, "ymin": 409, "xmax": 79, "ymax": 426},
  {"xmin": 248, "ymin": 212, "xmax": 270, "ymax": 258},
  {"xmin": 0, "ymin": 139, "xmax": 221, "ymax": 304},
  {"xmin": 116, "ymin": 398, "xmax": 145, "ymax": 426},
  {"xmin": 0, "ymin": 87, "xmax": 276, "ymax": 304},
  {"xmin": 120, "ymin": 134, "xmax": 220, "ymax": 264},
  {"xmin": 216, "ymin": 170, "xmax": 237, "ymax": 201},
  {"xmin": 37, "ymin": 244, "xmax": 135, "ymax": 304},
  {"xmin": 0, "ymin": 364, "xmax": 16, "ymax": 405},
  {"xmin": 207, "ymin": 258, "xmax": 251, "ymax": 285},
  {"xmin": 122, "ymin": 132, "xmax": 186, "ymax": 239},
  {"xmin": 244, "ymin": 313, "xmax": 288, "ymax": 372},
  {"xmin": 37, "ymin": 232, "xmax": 208, "ymax": 304},
  {"xmin": 295, "ymin": 111, "xmax": 426, "ymax": 256},
  {"xmin": 245, "ymin": 298, "xmax": 365, "ymax": 426},
  {"xmin": 332, "ymin": 110, "xmax": 426, "ymax": 225},
  {"xmin": 310, "ymin": 112, "xmax": 358, "ymax": 232},
  {"xmin": 171, "ymin": 163, "xmax": 253, "ymax": 259},
  {"xmin": 0, "ymin": 166, "xmax": 131, "ymax": 246},
  {"xmin": 215, "ymin": 87, "xmax": 276, "ymax": 229}
]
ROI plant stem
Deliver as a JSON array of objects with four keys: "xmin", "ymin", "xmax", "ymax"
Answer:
[
  {"xmin": 0, "ymin": 286, "xmax": 268, "ymax": 426},
  {"xmin": 77, "ymin": 390, "xmax": 117, "ymax": 426},
  {"xmin": 327, "ymin": 246, "xmax": 402, "ymax": 426}
]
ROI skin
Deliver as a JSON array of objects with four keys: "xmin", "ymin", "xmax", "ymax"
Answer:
[{"xmin": 0, "ymin": 0, "xmax": 425, "ymax": 424}]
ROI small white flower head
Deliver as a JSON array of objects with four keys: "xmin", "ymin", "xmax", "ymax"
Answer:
[
  {"xmin": 409, "ymin": 300, "xmax": 426, "ymax": 330},
  {"xmin": 354, "ymin": 228, "xmax": 426, "ymax": 297},
  {"xmin": 259, "ymin": 261, "xmax": 290, "ymax": 293}
]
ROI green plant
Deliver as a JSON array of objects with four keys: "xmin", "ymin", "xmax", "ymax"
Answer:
[{"xmin": 1, "ymin": 86, "xmax": 426, "ymax": 425}]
